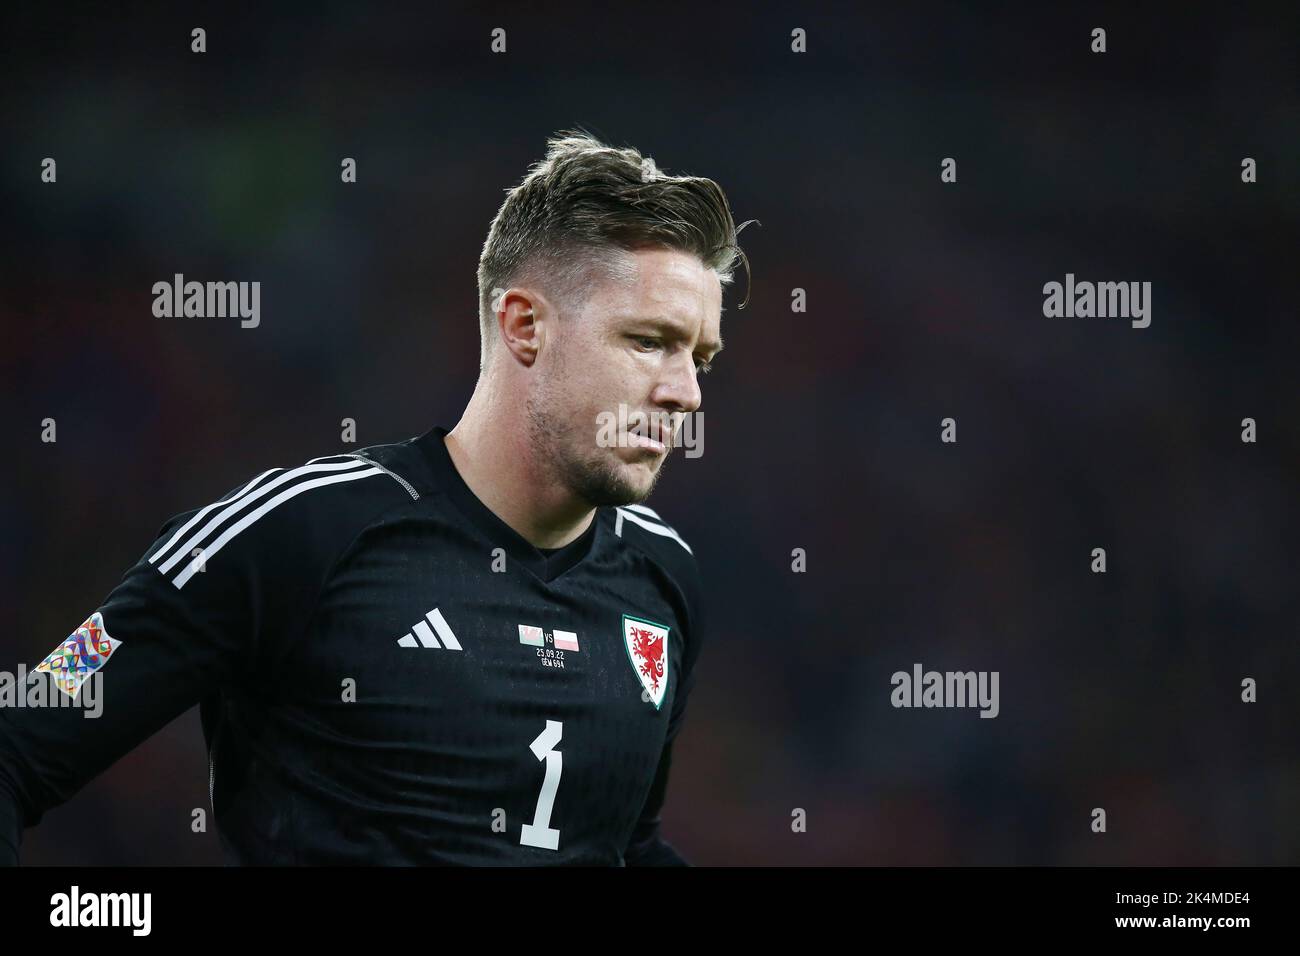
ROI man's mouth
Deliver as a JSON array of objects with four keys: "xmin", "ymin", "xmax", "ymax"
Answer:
[
  {"xmin": 624, "ymin": 416, "xmax": 673, "ymax": 454},
  {"xmin": 626, "ymin": 431, "xmax": 666, "ymax": 454}
]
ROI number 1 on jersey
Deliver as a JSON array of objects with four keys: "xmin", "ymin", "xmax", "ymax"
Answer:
[{"xmin": 520, "ymin": 719, "xmax": 563, "ymax": 850}]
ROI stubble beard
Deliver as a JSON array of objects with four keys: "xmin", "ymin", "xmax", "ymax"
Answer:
[{"xmin": 525, "ymin": 391, "xmax": 668, "ymax": 508}]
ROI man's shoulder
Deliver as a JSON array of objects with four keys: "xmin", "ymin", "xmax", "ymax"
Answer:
[
  {"xmin": 349, "ymin": 433, "xmax": 435, "ymax": 498},
  {"xmin": 603, "ymin": 502, "xmax": 707, "ymax": 656},
  {"xmin": 147, "ymin": 447, "xmax": 422, "ymax": 590},
  {"xmin": 605, "ymin": 503, "xmax": 702, "ymax": 584}
]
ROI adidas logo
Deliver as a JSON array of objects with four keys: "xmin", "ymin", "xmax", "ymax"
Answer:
[{"xmin": 396, "ymin": 608, "xmax": 463, "ymax": 650}]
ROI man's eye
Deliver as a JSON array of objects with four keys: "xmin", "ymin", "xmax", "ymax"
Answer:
[{"xmin": 633, "ymin": 337, "xmax": 659, "ymax": 352}]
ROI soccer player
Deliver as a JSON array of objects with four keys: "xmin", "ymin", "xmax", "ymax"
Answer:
[{"xmin": 0, "ymin": 131, "xmax": 749, "ymax": 865}]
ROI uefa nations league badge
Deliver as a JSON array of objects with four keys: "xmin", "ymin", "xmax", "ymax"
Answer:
[{"xmin": 35, "ymin": 612, "xmax": 122, "ymax": 699}]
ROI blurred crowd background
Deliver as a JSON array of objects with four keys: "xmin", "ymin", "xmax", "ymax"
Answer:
[{"xmin": 2, "ymin": 3, "xmax": 1297, "ymax": 864}]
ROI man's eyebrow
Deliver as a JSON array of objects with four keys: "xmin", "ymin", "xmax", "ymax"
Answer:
[{"xmin": 630, "ymin": 315, "xmax": 724, "ymax": 356}]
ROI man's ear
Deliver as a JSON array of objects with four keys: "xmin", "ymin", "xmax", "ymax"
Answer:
[{"xmin": 496, "ymin": 288, "xmax": 545, "ymax": 367}]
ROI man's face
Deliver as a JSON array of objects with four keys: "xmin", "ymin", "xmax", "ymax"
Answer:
[{"xmin": 526, "ymin": 246, "xmax": 723, "ymax": 508}]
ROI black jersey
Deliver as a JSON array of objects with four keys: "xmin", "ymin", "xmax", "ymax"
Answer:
[{"xmin": 0, "ymin": 425, "xmax": 706, "ymax": 865}]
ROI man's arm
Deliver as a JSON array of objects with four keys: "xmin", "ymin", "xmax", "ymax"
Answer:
[
  {"xmin": 0, "ymin": 455, "xmax": 395, "ymax": 864},
  {"xmin": 623, "ymin": 737, "xmax": 690, "ymax": 866},
  {"xmin": 623, "ymin": 554, "xmax": 707, "ymax": 867},
  {"xmin": 0, "ymin": 505, "xmax": 254, "ymax": 864},
  {"xmin": 0, "ymin": 770, "xmax": 23, "ymax": 865}
]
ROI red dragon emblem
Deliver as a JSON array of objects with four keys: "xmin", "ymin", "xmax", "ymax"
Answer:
[{"xmin": 629, "ymin": 626, "xmax": 665, "ymax": 691}]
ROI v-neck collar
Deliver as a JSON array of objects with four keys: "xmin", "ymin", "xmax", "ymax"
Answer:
[{"xmin": 415, "ymin": 425, "xmax": 599, "ymax": 584}]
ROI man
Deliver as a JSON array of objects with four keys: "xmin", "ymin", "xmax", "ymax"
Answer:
[{"xmin": 0, "ymin": 130, "xmax": 749, "ymax": 864}]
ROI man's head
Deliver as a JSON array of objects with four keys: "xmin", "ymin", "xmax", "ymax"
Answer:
[{"xmin": 475, "ymin": 130, "xmax": 750, "ymax": 508}]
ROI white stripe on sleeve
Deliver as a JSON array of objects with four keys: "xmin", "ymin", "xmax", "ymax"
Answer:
[
  {"xmin": 171, "ymin": 466, "xmax": 383, "ymax": 588},
  {"xmin": 158, "ymin": 459, "xmax": 371, "ymax": 575}
]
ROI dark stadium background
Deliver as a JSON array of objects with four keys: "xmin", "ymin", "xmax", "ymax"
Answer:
[{"xmin": 2, "ymin": 3, "xmax": 1296, "ymax": 865}]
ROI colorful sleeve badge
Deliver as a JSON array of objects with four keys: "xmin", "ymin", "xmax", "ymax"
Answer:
[{"xmin": 34, "ymin": 612, "xmax": 122, "ymax": 700}]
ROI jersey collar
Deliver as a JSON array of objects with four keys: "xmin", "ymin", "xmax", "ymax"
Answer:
[{"xmin": 416, "ymin": 425, "xmax": 599, "ymax": 584}]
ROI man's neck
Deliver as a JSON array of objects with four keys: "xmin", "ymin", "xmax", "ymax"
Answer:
[{"xmin": 444, "ymin": 413, "xmax": 595, "ymax": 551}]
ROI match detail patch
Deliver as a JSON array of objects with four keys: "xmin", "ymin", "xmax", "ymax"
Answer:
[{"xmin": 518, "ymin": 624, "xmax": 580, "ymax": 670}]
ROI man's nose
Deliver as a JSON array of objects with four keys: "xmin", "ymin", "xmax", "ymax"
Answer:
[{"xmin": 653, "ymin": 350, "xmax": 702, "ymax": 414}]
